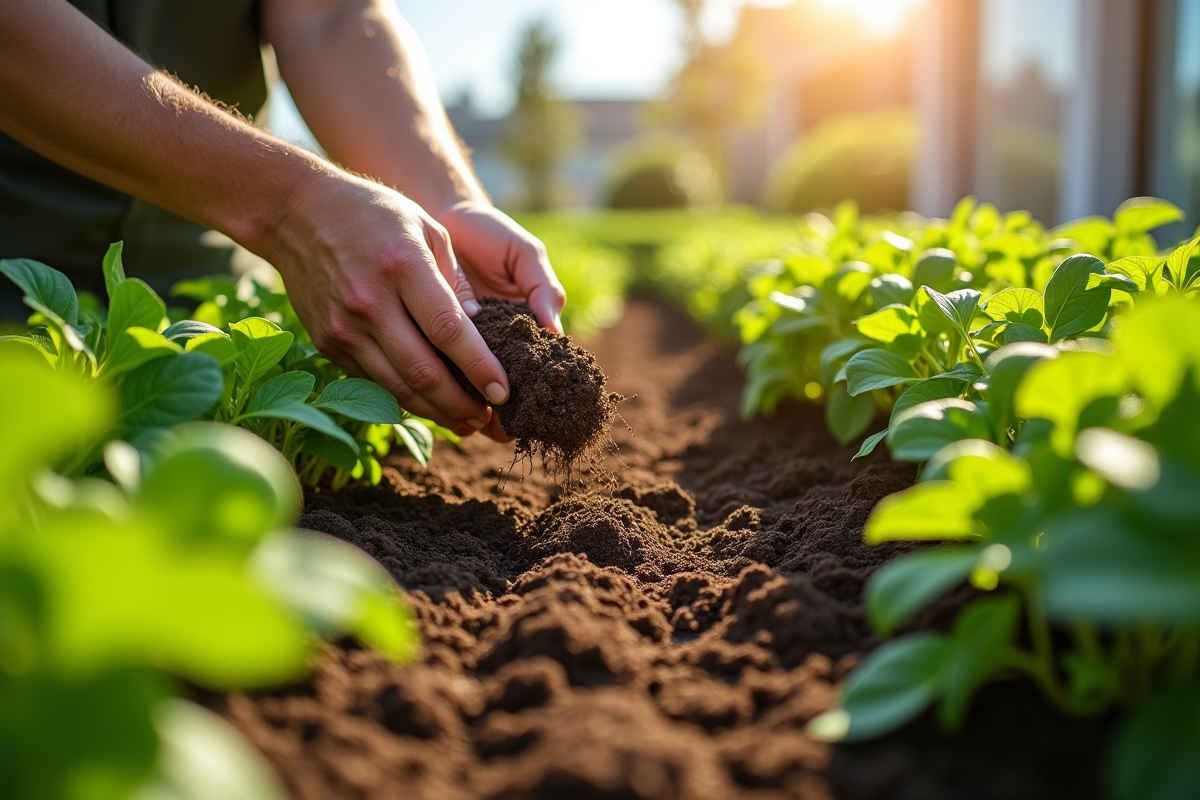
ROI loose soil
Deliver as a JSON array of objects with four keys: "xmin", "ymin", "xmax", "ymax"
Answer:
[{"xmin": 225, "ymin": 296, "xmax": 1108, "ymax": 800}]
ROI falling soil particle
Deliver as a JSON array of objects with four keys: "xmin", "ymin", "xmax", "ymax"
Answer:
[
  {"xmin": 225, "ymin": 296, "xmax": 1108, "ymax": 800},
  {"xmin": 448, "ymin": 298, "xmax": 620, "ymax": 478}
]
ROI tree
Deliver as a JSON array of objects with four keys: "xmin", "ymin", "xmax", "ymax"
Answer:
[{"xmin": 501, "ymin": 20, "xmax": 579, "ymax": 211}]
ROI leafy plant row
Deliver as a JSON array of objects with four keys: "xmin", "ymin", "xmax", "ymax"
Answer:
[
  {"xmin": 0, "ymin": 350, "xmax": 416, "ymax": 798},
  {"xmin": 0, "ymin": 243, "xmax": 439, "ymax": 488}
]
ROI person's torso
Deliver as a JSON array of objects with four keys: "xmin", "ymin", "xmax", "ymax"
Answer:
[{"xmin": 0, "ymin": 0, "xmax": 267, "ymax": 314}]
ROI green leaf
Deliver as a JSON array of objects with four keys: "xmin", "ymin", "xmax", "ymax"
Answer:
[
  {"xmin": 313, "ymin": 378, "xmax": 403, "ymax": 424},
  {"xmin": 171, "ymin": 275, "xmax": 238, "ymax": 303},
  {"xmin": 938, "ymin": 595, "xmax": 1020, "ymax": 729},
  {"xmin": 229, "ymin": 318, "xmax": 294, "ymax": 387},
  {"xmin": 983, "ymin": 342, "xmax": 1058, "ymax": 437},
  {"xmin": 162, "ymin": 319, "xmax": 224, "ymax": 343},
  {"xmin": 246, "ymin": 371, "xmax": 316, "ymax": 414},
  {"xmin": 845, "ymin": 349, "xmax": 920, "ymax": 396},
  {"xmin": 119, "ymin": 352, "xmax": 223, "ymax": 434},
  {"xmin": 809, "ymin": 633, "xmax": 948, "ymax": 742},
  {"xmin": 1105, "ymin": 256, "xmax": 1164, "ymax": 292},
  {"xmin": 867, "ymin": 547, "xmax": 979, "ymax": 636},
  {"xmin": 394, "ymin": 418, "xmax": 434, "ymax": 466},
  {"xmin": 1002, "ymin": 322, "xmax": 1049, "ymax": 345},
  {"xmin": 819, "ymin": 337, "xmax": 870, "ymax": 386},
  {"xmin": 887, "ymin": 398, "xmax": 991, "ymax": 462},
  {"xmin": 1015, "ymin": 351, "xmax": 1126, "ymax": 455},
  {"xmin": 853, "ymin": 429, "xmax": 888, "ymax": 461},
  {"xmin": 826, "ymin": 383, "xmax": 877, "ymax": 446},
  {"xmin": 855, "ymin": 304, "xmax": 922, "ymax": 346},
  {"xmin": 1114, "ymin": 196, "xmax": 1184, "ymax": 236},
  {"xmin": 869, "ymin": 274, "xmax": 915, "ymax": 307},
  {"xmin": 1085, "ymin": 272, "xmax": 1139, "ymax": 293},
  {"xmin": 911, "ymin": 248, "xmax": 957, "ymax": 293},
  {"xmin": 0, "ymin": 258, "xmax": 79, "ymax": 325},
  {"xmin": 983, "ymin": 288, "xmax": 1044, "ymax": 327},
  {"xmin": 914, "ymin": 286, "xmax": 953, "ymax": 335},
  {"xmin": 889, "ymin": 377, "xmax": 968, "ymax": 426},
  {"xmin": 866, "ymin": 481, "xmax": 982, "ymax": 543},
  {"xmin": 107, "ymin": 278, "xmax": 167, "ymax": 356},
  {"xmin": 251, "ymin": 531, "xmax": 417, "ymax": 660},
  {"xmin": 185, "ymin": 332, "xmax": 238, "ymax": 366},
  {"xmin": 924, "ymin": 287, "xmax": 982, "ymax": 340},
  {"xmin": 1117, "ymin": 297, "xmax": 1200, "ymax": 408},
  {"xmin": 102, "ymin": 327, "xmax": 181, "ymax": 378},
  {"xmin": 299, "ymin": 429, "xmax": 360, "ymax": 472},
  {"xmin": 1166, "ymin": 236, "xmax": 1200, "ymax": 294},
  {"xmin": 1109, "ymin": 682, "xmax": 1200, "ymax": 800},
  {"xmin": 830, "ymin": 262, "xmax": 873, "ymax": 302},
  {"xmin": 237, "ymin": 402, "xmax": 358, "ymax": 454},
  {"xmin": 102, "ymin": 241, "xmax": 127, "ymax": 300},
  {"xmin": 1043, "ymin": 254, "xmax": 1110, "ymax": 341}
]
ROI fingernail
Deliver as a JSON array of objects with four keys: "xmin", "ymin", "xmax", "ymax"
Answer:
[
  {"xmin": 485, "ymin": 381, "xmax": 508, "ymax": 404},
  {"xmin": 553, "ymin": 314, "xmax": 563, "ymax": 334},
  {"xmin": 466, "ymin": 418, "xmax": 486, "ymax": 430},
  {"xmin": 463, "ymin": 299, "xmax": 481, "ymax": 316}
]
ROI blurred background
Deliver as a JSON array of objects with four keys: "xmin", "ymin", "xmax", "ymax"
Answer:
[{"xmin": 269, "ymin": 0, "xmax": 1200, "ymax": 234}]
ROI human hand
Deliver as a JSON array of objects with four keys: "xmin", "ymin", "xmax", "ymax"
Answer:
[
  {"xmin": 268, "ymin": 171, "xmax": 511, "ymax": 440},
  {"xmin": 434, "ymin": 200, "xmax": 567, "ymax": 335}
]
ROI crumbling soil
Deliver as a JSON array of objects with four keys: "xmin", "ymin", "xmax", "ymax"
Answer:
[
  {"xmin": 447, "ymin": 298, "xmax": 620, "ymax": 476},
  {"xmin": 225, "ymin": 296, "xmax": 1108, "ymax": 799}
]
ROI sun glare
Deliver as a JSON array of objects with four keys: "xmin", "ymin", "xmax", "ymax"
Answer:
[{"xmin": 815, "ymin": 0, "xmax": 927, "ymax": 37}]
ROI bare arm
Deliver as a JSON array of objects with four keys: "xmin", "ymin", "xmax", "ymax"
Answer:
[
  {"xmin": 0, "ymin": 0, "xmax": 511, "ymax": 437},
  {"xmin": 264, "ymin": 0, "xmax": 567, "ymax": 333}
]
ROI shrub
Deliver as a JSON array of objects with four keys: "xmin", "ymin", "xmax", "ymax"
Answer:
[{"xmin": 604, "ymin": 135, "xmax": 721, "ymax": 210}]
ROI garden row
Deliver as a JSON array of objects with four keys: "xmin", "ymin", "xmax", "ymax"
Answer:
[{"xmin": 532, "ymin": 198, "xmax": 1200, "ymax": 800}]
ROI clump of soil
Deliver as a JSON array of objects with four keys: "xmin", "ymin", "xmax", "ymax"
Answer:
[
  {"xmin": 452, "ymin": 298, "xmax": 620, "ymax": 477},
  {"xmin": 228, "ymin": 297, "xmax": 1108, "ymax": 800}
]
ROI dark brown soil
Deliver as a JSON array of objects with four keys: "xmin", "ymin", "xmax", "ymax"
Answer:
[
  {"xmin": 447, "ymin": 298, "xmax": 620, "ymax": 476},
  {"xmin": 225, "ymin": 296, "xmax": 1107, "ymax": 799}
]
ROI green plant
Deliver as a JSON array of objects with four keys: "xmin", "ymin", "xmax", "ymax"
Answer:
[
  {"xmin": 0, "ymin": 243, "xmax": 437, "ymax": 488},
  {"xmin": 604, "ymin": 135, "xmax": 721, "ymax": 210},
  {"xmin": 0, "ymin": 350, "xmax": 416, "ymax": 799},
  {"xmin": 807, "ymin": 295, "xmax": 1200, "ymax": 800}
]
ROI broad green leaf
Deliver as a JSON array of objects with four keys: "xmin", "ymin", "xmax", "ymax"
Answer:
[
  {"xmin": 281, "ymin": 341, "xmax": 321, "ymax": 370},
  {"xmin": 229, "ymin": 318, "xmax": 294, "ymax": 387},
  {"xmin": 107, "ymin": 278, "xmax": 166, "ymax": 357},
  {"xmin": 922, "ymin": 440, "xmax": 1032, "ymax": 507},
  {"xmin": 394, "ymin": 418, "xmax": 434, "ymax": 466},
  {"xmin": 852, "ymin": 429, "xmax": 888, "ymax": 461},
  {"xmin": 855, "ymin": 304, "xmax": 922, "ymax": 345},
  {"xmin": 1043, "ymin": 254, "xmax": 1110, "ymax": 341},
  {"xmin": 914, "ymin": 286, "xmax": 953, "ymax": 335},
  {"xmin": 299, "ymin": 429, "xmax": 360, "ymax": 471},
  {"xmin": 102, "ymin": 241, "xmax": 127, "ymax": 300},
  {"xmin": 825, "ymin": 383, "xmax": 877, "ymax": 446},
  {"xmin": 1106, "ymin": 256, "xmax": 1163, "ymax": 293},
  {"xmin": 185, "ymin": 332, "xmax": 238, "ymax": 366},
  {"xmin": 869, "ymin": 274, "xmax": 914, "ymax": 307},
  {"xmin": 0, "ymin": 333, "xmax": 56, "ymax": 366},
  {"xmin": 867, "ymin": 547, "xmax": 979, "ymax": 636},
  {"xmin": 135, "ymin": 699, "xmax": 286, "ymax": 800},
  {"xmin": 251, "ymin": 531, "xmax": 417, "ymax": 659},
  {"xmin": 911, "ymin": 249, "xmax": 957, "ymax": 293},
  {"xmin": 924, "ymin": 287, "xmax": 982, "ymax": 341},
  {"xmin": 984, "ymin": 342, "xmax": 1059, "ymax": 437},
  {"xmin": 1114, "ymin": 196, "xmax": 1184, "ymax": 236},
  {"xmin": 77, "ymin": 290, "xmax": 108, "ymax": 327},
  {"xmin": 887, "ymin": 398, "xmax": 991, "ymax": 462},
  {"xmin": 246, "ymin": 371, "xmax": 316, "ymax": 414},
  {"xmin": 139, "ymin": 423, "xmax": 301, "ymax": 545},
  {"xmin": 819, "ymin": 337, "xmax": 870, "ymax": 386},
  {"xmin": 314, "ymin": 377, "xmax": 403, "ymax": 424},
  {"xmin": 1050, "ymin": 216, "xmax": 1112, "ymax": 255},
  {"xmin": 170, "ymin": 275, "xmax": 238, "ymax": 303},
  {"xmin": 1085, "ymin": 272, "xmax": 1139, "ymax": 293},
  {"xmin": 1015, "ymin": 351, "xmax": 1126, "ymax": 454},
  {"xmin": 830, "ymin": 262, "xmax": 873, "ymax": 302},
  {"xmin": 1166, "ymin": 236, "xmax": 1200, "ymax": 294},
  {"xmin": 237, "ymin": 402, "xmax": 357, "ymax": 454},
  {"xmin": 1109, "ymin": 682, "xmax": 1200, "ymax": 800},
  {"xmin": 0, "ymin": 258, "xmax": 79, "ymax": 325},
  {"xmin": 845, "ymin": 349, "xmax": 920, "ymax": 396},
  {"xmin": 162, "ymin": 319, "xmax": 224, "ymax": 343},
  {"xmin": 931, "ymin": 362, "xmax": 984, "ymax": 384},
  {"xmin": 119, "ymin": 352, "xmax": 223, "ymax": 434},
  {"xmin": 1002, "ymin": 322, "xmax": 1048, "ymax": 345},
  {"xmin": 1117, "ymin": 298, "xmax": 1200, "ymax": 408},
  {"xmin": 983, "ymin": 288, "xmax": 1044, "ymax": 327},
  {"xmin": 938, "ymin": 595, "xmax": 1020, "ymax": 728},
  {"xmin": 890, "ymin": 377, "xmax": 967, "ymax": 426},
  {"xmin": 809, "ymin": 634, "xmax": 948, "ymax": 742},
  {"xmin": 102, "ymin": 327, "xmax": 181, "ymax": 378},
  {"xmin": 866, "ymin": 481, "xmax": 982, "ymax": 542}
]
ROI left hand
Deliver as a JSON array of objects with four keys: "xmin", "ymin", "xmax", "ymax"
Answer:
[{"xmin": 434, "ymin": 200, "xmax": 567, "ymax": 336}]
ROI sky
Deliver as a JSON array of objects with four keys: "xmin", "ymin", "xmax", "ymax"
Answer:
[{"xmin": 394, "ymin": 0, "xmax": 789, "ymax": 118}]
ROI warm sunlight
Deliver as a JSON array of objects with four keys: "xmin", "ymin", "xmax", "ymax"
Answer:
[{"xmin": 815, "ymin": 0, "xmax": 927, "ymax": 37}]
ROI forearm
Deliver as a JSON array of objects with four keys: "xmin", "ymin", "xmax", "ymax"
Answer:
[
  {"xmin": 264, "ymin": 0, "xmax": 488, "ymax": 213},
  {"xmin": 0, "ymin": 0, "xmax": 326, "ymax": 259}
]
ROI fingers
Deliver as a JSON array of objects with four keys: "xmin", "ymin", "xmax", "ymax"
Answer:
[
  {"xmin": 398, "ymin": 239, "xmax": 510, "ymax": 407},
  {"xmin": 511, "ymin": 236, "xmax": 566, "ymax": 335}
]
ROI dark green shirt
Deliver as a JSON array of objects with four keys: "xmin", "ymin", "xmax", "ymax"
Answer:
[{"xmin": 0, "ymin": 0, "xmax": 267, "ymax": 315}]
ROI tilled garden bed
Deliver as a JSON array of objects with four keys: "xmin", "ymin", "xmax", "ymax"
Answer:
[{"xmin": 224, "ymin": 297, "xmax": 1107, "ymax": 800}]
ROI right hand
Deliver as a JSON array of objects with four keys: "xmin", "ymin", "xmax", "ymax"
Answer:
[{"xmin": 266, "ymin": 169, "xmax": 511, "ymax": 440}]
